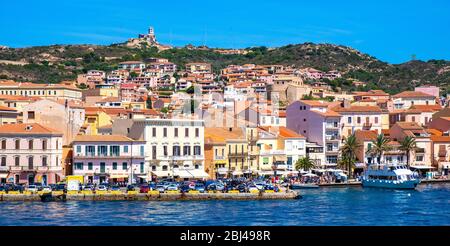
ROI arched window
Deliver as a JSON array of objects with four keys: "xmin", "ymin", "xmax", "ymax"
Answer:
[
  {"xmin": 162, "ymin": 165, "xmax": 168, "ymax": 171},
  {"xmin": 1, "ymin": 139, "xmax": 6, "ymax": 150}
]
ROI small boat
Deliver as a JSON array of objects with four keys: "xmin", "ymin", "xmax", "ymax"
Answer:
[
  {"xmin": 362, "ymin": 163, "xmax": 420, "ymax": 189},
  {"xmin": 290, "ymin": 183, "xmax": 319, "ymax": 189}
]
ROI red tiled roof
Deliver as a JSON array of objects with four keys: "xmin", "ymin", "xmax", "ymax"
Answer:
[
  {"xmin": 393, "ymin": 91, "xmax": 435, "ymax": 99},
  {"xmin": 0, "ymin": 123, "xmax": 62, "ymax": 135}
]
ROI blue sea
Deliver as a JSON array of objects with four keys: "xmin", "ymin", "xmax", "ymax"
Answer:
[{"xmin": 0, "ymin": 183, "xmax": 449, "ymax": 226}]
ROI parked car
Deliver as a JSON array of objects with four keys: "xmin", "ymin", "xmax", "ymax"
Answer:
[
  {"xmin": 248, "ymin": 184, "xmax": 259, "ymax": 193},
  {"xmin": 166, "ymin": 184, "xmax": 178, "ymax": 191},
  {"xmin": 155, "ymin": 185, "xmax": 166, "ymax": 193},
  {"xmin": 139, "ymin": 184, "xmax": 150, "ymax": 193},
  {"xmin": 179, "ymin": 184, "xmax": 191, "ymax": 193},
  {"xmin": 97, "ymin": 185, "xmax": 108, "ymax": 191},
  {"xmin": 55, "ymin": 184, "xmax": 66, "ymax": 192},
  {"xmin": 110, "ymin": 185, "xmax": 120, "ymax": 191},
  {"xmin": 27, "ymin": 185, "xmax": 38, "ymax": 193},
  {"xmin": 194, "ymin": 183, "xmax": 206, "ymax": 193},
  {"xmin": 127, "ymin": 185, "xmax": 137, "ymax": 191},
  {"xmin": 83, "ymin": 184, "xmax": 94, "ymax": 191},
  {"xmin": 42, "ymin": 186, "xmax": 52, "ymax": 193}
]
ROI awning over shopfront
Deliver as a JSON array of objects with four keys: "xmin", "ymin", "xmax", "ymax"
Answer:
[
  {"xmin": 173, "ymin": 169, "xmax": 192, "ymax": 178},
  {"xmin": 110, "ymin": 174, "xmax": 128, "ymax": 179},
  {"xmin": 151, "ymin": 171, "xmax": 171, "ymax": 177},
  {"xmin": 232, "ymin": 171, "xmax": 243, "ymax": 176},
  {"xmin": 410, "ymin": 166, "xmax": 436, "ymax": 169},
  {"xmin": 188, "ymin": 169, "xmax": 210, "ymax": 179},
  {"xmin": 0, "ymin": 173, "xmax": 8, "ymax": 179},
  {"xmin": 273, "ymin": 155, "xmax": 287, "ymax": 162}
]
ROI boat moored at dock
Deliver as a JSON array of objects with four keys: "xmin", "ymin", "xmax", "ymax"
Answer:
[{"xmin": 362, "ymin": 164, "xmax": 420, "ymax": 189}]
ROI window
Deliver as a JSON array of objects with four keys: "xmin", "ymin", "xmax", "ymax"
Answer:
[
  {"xmin": 110, "ymin": 146, "xmax": 120, "ymax": 157},
  {"xmin": 88, "ymin": 162, "xmax": 93, "ymax": 170},
  {"xmin": 140, "ymin": 162, "xmax": 144, "ymax": 173},
  {"xmin": 152, "ymin": 165, "xmax": 156, "ymax": 171},
  {"xmin": 76, "ymin": 145, "xmax": 81, "ymax": 153},
  {"xmin": 412, "ymin": 116, "xmax": 416, "ymax": 122},
  {"xmin": 194, "ymin": 146, "xmax": 201, "ymax": 156},
  {"xmin": 42, "ymin": 156, "xmax": 47, "ymax": 167},
  {"xmin": 28, "ymin": 156, "xmax": 34, "ymax": 170},
  {"xmin": 15, "ymin": 156, "xmax": 19, "ymax": 166},
  {"xmin": 185, "ymin": 128, "xmax": 189, "ymax": 137},
  {"xmin": 162, "ymin": 165, "xmax": 168, "ymax": 171},
  {"xmin": 375, "ymin": 117, "xmax": 379, "ymax": 124},
  {"xmin": 303, "ymin": 118, "xmax": 306, "ymax": 122},
  {"xmin": 124, "ymin": 146, "xmax": 129, "ymax": 153},
  {"xmin": 122, "ymin": 162, "xmax": 127, "ymax": 170},
  {"xmin": 140, "ymin": 146, "xmax": 145, "ymax": 156},
  {"xmin": 28, "ymin": 139, "xmax": 33, "ymax": 150},
  {"xmin": 348, "ymin": 117, "xmax": 352, "ymax": 124},
  {"xmin": 1, "ymin": 156, "xmax": 6, "ymax": 166},
  {"xmin": 75, "ymin": 162, "xmax": 83, "ymax": 170},
  {"xmin": 113, "ymin": 162, "xmax": 118, "ymax": 170},
  {"xmin": 195, "ymin": 128, "xmax": 199, "ymax": 137},
  {"xmin": 357, "ymin": 117, "xmax": 361, "ymax": 124},
  {"xmin": 416, "ymin": 156, "xmax": 424, "ymax": 162},
  {"xmin": 183, "ymin": 146, "xmax": 191, "ymax": 156},
  {"xmin": 152, "ymin": 127, "xmax": 156, "ymax": 137},
  {"xmin": 15, "ymin": 139, "xmax": 20, "ymax": 150},
  {"xmin": 28, "ymin": 111, "xmax": 35, "ymax": 120},
  {"xmin": 174, "ymin": 128, "xmax": 178, "ymax": 137},
  {"xmin": 152, "ymin": 146, "xmax": 157, "ymax": 160},
  {"xmin": 365, "ymin": 117, "xmax": 370, "ymax": 124},
  {"xmin": 163, "ymin": 128, "xmax": 167, "ymax": 137},
  {"xmin": 173, "ymin": 146, "xmax": 181, "ymax": 156},
  {"xmin": 195, "ymin": 165, "xmax": 199, "ymax": 169},
  {"xmin": 42, "ymin": 139, "xmax": 47, "ymax": 150},
  {"xmin": 100, "ymin": 163, "xmax": 106, "ymax": 173},
  {"xmin": 98, "ymin": 146, "xmax": 107, "ymax": 156},
  {"xmin": 326, "ymin": 156, "xmax": 338, "ymax": 164},
  {"xmin": 326, "ymin": 144, "xmax": 333, "ymax": 152},
  {"xmin": 425, "ymin": 117, "xmax": 429, "ymax": 124},
  {"xmin": 86, "ymin": 146, "xmax": 96, "ymax": 157},
  {"xmin": 163, "ymin": 146, "xmax": 168, "ymax": 156},
  {"xmin": 1, "ymin": 139, "xmax": 6, "ymax": 149}
]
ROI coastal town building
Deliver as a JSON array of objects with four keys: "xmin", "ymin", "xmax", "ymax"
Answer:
[
  {"xmin": 0, "ymin": 80, "xmax": 83, "ymax": 101},
  {"xmin": 72, "ymin": 135, "xmax": 146, "ymax": 184},
  {"xmin": 0, "ymin": 123, "xmax": 63, "ymax": 185}
]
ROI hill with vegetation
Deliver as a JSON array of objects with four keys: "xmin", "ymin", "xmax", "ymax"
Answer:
[{"xmin": 0, "ymin": 43, "xmax": 449, "ymax": 95}]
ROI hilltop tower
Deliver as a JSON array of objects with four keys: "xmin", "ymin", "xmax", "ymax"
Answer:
[{"xmin": 148, "ymin": 26, "xmax": 156, "ymax": 43}]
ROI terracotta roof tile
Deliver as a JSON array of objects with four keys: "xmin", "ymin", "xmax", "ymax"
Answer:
[
  {"xmin": 0, "ymin": 123, "xmax": 62, "ymax": 135},
  {"xmin": 393, "ymin": 91, "xmax": 436, "ymax": 99},
  {"xmin": 73, "ymin": 135, "xmax": 139, "ymax": 142}
]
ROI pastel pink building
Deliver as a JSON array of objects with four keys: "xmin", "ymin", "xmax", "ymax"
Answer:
[
  {"xmin": 0, "ymin": 123, "xmax": 63, "ymax": 185},
  {"xmin": 72, "ymin": 135, "xmax": 146, "ymax": 184},
  {"xmin": 415, "ymin": 86, "xmax": 440, "ymax": 98}
]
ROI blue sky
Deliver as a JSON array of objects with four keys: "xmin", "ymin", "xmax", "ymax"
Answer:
[{"xmin": 1, "ymin": 0, "xmax": 449, "ymax": 64}]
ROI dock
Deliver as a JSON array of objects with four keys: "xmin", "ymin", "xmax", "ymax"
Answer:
[{"xmin": 0, "ymin": 191, "xmax": 301, "ymax": 202}]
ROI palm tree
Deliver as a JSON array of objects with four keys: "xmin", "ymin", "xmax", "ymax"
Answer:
[
  {"xmin": 368, "ymin": 134, "xmax": 392, "ymax": 164},
  {"xmin": 295, "ymin": 156, "xmax": 316, "ymax": 172},
  {"xmin": 340, "ymin": 133, "xmax": 362, "ymax": 178},
  {"xmin": 399, "ymin": 136, "xmax": 416, "ymax": 168}
]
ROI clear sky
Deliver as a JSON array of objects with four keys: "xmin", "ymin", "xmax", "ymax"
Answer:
[{"xmin": 1, "ymin": 0, "xmax": 449, "ymax": 64}]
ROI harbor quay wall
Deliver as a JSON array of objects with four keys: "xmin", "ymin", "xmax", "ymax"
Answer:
[{"xmin": 0, "ymin": 191, "xmax": 300, "ymax": 202}]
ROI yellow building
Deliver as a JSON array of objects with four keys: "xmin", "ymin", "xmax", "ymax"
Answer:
[
  {"xmin": 205, "ymin": 127, "xmax": 258, "ymax": 178},
  {"xmin": 98, "ymin": 87, "xmax": 119, "ymax": 98},
  {"xmin": 83, "ymin": 107, "xmax": 113, "ymax": 135},
  {"xmin": 0, "ymin": 80, "xmax": 83, "ymax": 101}
]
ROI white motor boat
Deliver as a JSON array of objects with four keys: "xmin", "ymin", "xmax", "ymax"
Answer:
[{"xmin": 362, "ymin": 164, "xmax": 420, "ymax": 189}]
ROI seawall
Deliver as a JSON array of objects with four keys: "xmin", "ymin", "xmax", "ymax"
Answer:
[{"xmin": 0, "ymin": 191, "xmax": 300, "ymax": 202}]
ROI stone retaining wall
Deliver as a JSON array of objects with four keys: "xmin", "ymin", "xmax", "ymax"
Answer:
[{"xmin": 0, "ymin": 191, "xmax": 300, "ymax": 202}]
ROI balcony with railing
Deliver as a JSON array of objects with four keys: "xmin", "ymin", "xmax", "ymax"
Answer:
[
  {"xmin": 227, "ymin": 152, "xmax": 249, "ymax": 158},
  {"xmin": 325, "ymin": 135, "xmax": 340, "ymax": 142},
  {"xmin": 363, "ymin": 122, "xmax": 373, "ymax": 130},
  {"xmin": 326, "ymin": 123, "xmax": 340, "ymax": 129}
]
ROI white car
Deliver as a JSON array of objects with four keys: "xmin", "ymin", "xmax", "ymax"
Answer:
[
  {"xmin": 27, "ymin": 185, "xmax": 38, "ymax": 193},
  {"xmin": 254, "ymin": 182, "xmax": 266, "ymax": 191},
  {"xmin": 248, "ymin": 185, "xmax": 259, "ymax": 193},
  {"xmin": 42, "ymin": 186, "xmax": 52, "ymax": 193},
  {"xmin": 166, "ymin": 184, "xmax": 178, "ymax": 191},
  {"xmin": 97, "ymin": 185, "xmax": 108, "ymax": 191}
]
